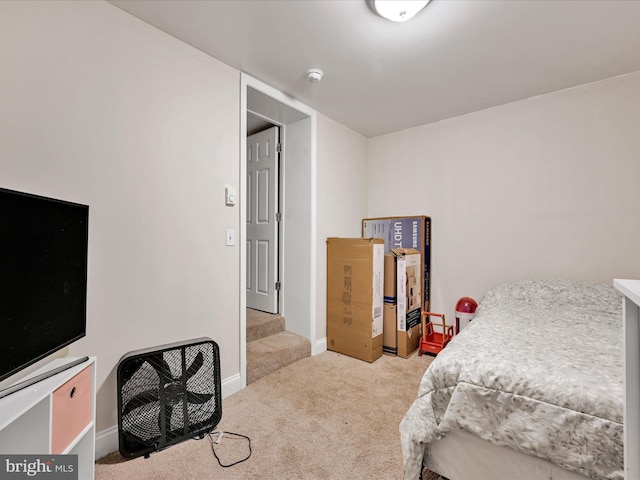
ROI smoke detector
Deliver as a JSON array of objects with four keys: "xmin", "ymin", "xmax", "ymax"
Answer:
[{"xmin": 306, "ymin": 69, "xmax": 323, "ymax": 83}]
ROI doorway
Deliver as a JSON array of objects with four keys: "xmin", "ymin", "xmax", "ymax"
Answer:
[{"xmin": 240, "ymin": 74, "xmax": 319, "ymax": 388}]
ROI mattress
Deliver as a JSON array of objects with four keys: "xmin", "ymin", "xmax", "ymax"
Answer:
[{"xmin": 400, "ymin": 279, "xmax": 623, "ymax": 480}]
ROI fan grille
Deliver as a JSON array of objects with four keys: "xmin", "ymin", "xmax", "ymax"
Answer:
[{"xmin": 117, "ymin": 338, "xmax": 221, "ymax": 458}]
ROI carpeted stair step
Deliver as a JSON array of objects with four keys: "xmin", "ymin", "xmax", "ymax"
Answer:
[
  {"xmin": 247, "ymin": 308, "xmax": 285, "ymax": 343},
  {"xmin": 246, "ymin": 331, "xmax": 311, "ymax": 384}
]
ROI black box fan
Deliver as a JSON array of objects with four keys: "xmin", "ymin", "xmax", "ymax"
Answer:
[{"xmin": 117, "ymin": 337, "xmax": 222, "ymax": 459}]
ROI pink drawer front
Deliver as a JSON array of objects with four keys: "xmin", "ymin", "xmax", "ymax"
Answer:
[{"xmin": 51, "ymin": 365, "xmax": 92, "ymax": 454}]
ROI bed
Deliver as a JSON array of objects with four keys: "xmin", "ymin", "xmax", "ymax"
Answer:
[{"xmin": 400, "ymin": 278, "xmax": 624, "ymax": 480}]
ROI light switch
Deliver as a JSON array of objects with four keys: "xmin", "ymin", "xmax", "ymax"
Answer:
[
  {"xmin": 225, "ymin": 187, "xmax": 236, "ymax": 206},
  {"xmin": 225, "ymin": 229, "xmax": 235, "ymax": 246}
]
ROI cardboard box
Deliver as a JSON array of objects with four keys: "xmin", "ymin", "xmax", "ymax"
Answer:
[
  {"xmin": 382, "ymin": 303, "xmax": 397, "ymax": 356},
  {"xmin": 326, "ymin": 238, "xmax": 384, "ymax": 362},
  {"xmin": 393, "ymin": 248, "xmax": 422, "ymax": 358},
  {"xmin": 383, "ymin": 253, "xmax": 397, "ymax": 303},
  {"xmin": 362, "ymin": 216, "xmax": 432, "ymax": 312},
  {"xmin": 382, "ymin": 254, "xmax": 398, "ymax": 356}
]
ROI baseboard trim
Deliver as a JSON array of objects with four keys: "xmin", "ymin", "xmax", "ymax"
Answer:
[
  {"xmin": 95, "ymin": 425, "xmax": 118, "ymax": 460},
  {"xmin": 94, "ymin": 372, "xmax": 244, "ymax": 460},
  {"xmin": 313, "ymin": 337, "xmax": 327, "ymax": 356},
  {"xmin": 221, "ymin": 372, "xmax": 242, "ymax": 399}
]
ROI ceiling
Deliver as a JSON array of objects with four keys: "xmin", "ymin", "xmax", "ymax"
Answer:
[{"xmin": 108, "ymin": 0, "xmax": 640, "ymax": 138}]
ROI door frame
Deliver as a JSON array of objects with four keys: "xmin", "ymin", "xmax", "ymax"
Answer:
[{"xmin": 239, "ymin": 74, "xmax": 318, "ymax": 388}]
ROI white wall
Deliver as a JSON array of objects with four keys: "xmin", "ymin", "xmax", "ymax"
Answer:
[
  {"xmin": 368, "ymin": 72, "xmax": 640, "ymax": 321},
  {"xmin": 316, "ymin": 113, "xmax": 369, "ymax": 345},
  {"xmin": 0, "ymin": 0, "xmax": 240, "ymax": 436}
]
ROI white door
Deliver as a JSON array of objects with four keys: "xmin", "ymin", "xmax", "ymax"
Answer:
[{"xmin": 246, "ymin": 126, "xmax": 279, "ymax": 313}]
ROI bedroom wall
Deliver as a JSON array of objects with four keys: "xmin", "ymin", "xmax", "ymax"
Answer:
[
  {"xmin": 368, "ymin": 72, "xmax": 640, "ymax": 321},
  {"xmin": 316, "ymin": 113, "xmax": 369, "ymax": 347},
  {"xmin": 0, "ymin": 0, "xmax": 240, "ymax": 437}
]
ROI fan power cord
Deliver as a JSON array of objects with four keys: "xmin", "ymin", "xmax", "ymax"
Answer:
[{"xmin": 207, "ymin": 431, "xmax": 252, "ymax": 468}]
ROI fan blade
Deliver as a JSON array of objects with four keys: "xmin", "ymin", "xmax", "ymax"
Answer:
[
  {"xmin": 185, "ymin": 351, "xmax": 204, "ymax": 380},
  {"xmin": 122, "ymin": 390, "xmax": 160, "ymax": 417},
  {"xmin": 121, "ymin": 401, "xmax": 161, "ymax": 442},
  {"xmin": 185, "ymin": 391, "xmax": 213, "ymax": 404},
  {"xmin": 149, "ymin": 353, "xmax": 174, "ymax": 380}
]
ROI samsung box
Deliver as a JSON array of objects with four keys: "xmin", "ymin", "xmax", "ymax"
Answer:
[
  {"xmin": 363, "ymin": 216, "xmax": 431, "ymax": 312},
  {"xmin": 383, "ymin": 249, "xmax": 422, "ymax": 358},
  {"xmin": 326, "ymin": 238, "xmax": 384, "ymax": 362}
]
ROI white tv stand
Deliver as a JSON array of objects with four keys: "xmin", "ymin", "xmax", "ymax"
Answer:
[
  {"xmin": 0, "ymin": 357, "xmax": 96, "ymax": 480},
  {"xmin": 614, "ymin": 279, "xmax": 640, "ymax": 480}
]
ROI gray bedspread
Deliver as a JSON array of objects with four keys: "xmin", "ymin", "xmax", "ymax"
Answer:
[{"xmin": 400, "ymin": 279, "xmax": 623, "ymax": 480}]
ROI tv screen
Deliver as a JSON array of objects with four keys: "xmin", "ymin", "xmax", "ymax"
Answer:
[{"xmin": 0, "ymin": 187, "xmax": 89, "ymax": 383}]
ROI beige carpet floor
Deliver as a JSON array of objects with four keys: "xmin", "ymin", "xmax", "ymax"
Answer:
[{"xmin": 96, "ymin": 350, "xmax": 434, "ymax": 480}]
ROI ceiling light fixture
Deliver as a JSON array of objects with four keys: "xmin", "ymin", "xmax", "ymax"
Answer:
[{"xmin": 366, "ymin": 0, "xmax": 430, "ymax": 22}]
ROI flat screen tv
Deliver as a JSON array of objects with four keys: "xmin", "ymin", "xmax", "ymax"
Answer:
[{"xmin": 0, "ymin": 187, "xmax": 89, "ymax": 384}]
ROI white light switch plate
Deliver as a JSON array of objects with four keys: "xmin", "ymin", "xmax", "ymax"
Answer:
[{"xmin": 225, "ymin": 229, "xmax": 235, "ymax": 246}]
